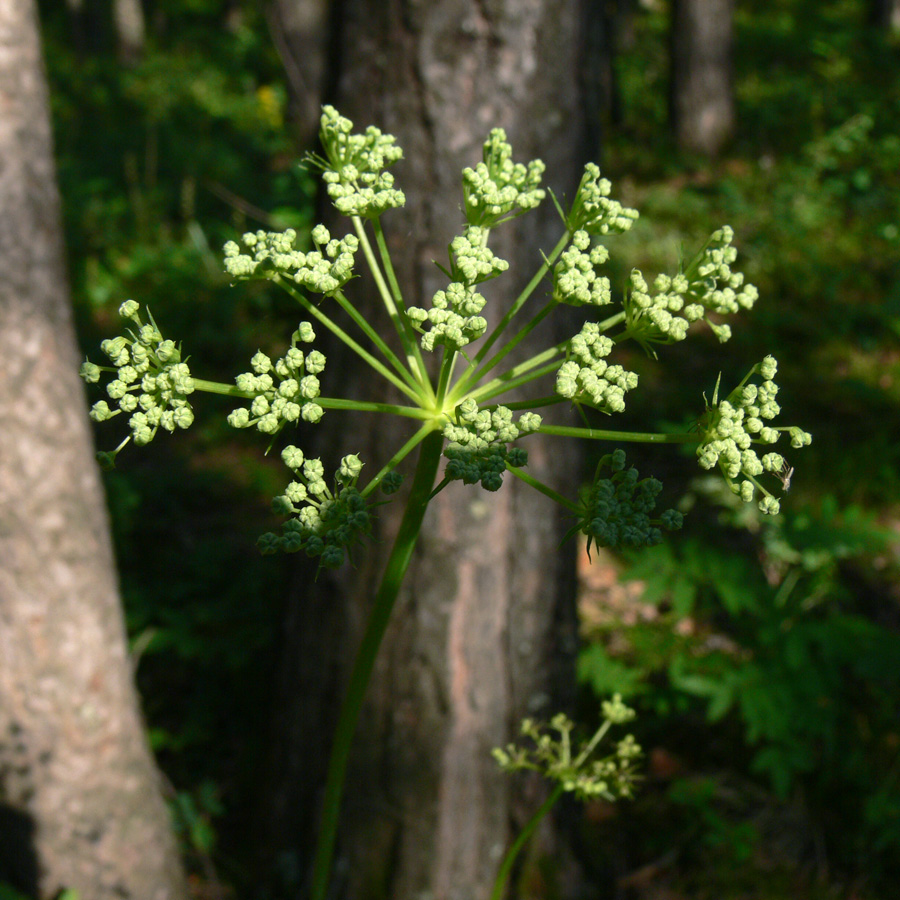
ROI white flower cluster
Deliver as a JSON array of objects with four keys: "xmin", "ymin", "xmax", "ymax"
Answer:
[
  {"xmin": 556, "ymin": 322, "xmax": 639, "ymax": 413},
  {"xmin": 316, "ymin": 105, "xmax": 406, "ymax": 217},
  {"xmin": 223, "ymin": 226, "xmax": 358, "ymax": 295},
  {"xmin": 567, "ymin": 163, "xmax": 639, "ymax": 235},
  {"xmin": 492, "ymin": 704, "xmax": 641, "ymax": 803},
  {"xmin": 625, "ymin": 226, "xmax": 760, "ymax": 348},
  {"xmin": 553, "ymin": 230, "xmax": 612, "ymax": 307},
  {"xmin": 258, "ymin": 444, "xmax": 371, "ymax": 569},
  {"xmin": 80, "ymin": 300, "xmax": 195, "ymax": 450},
  {"xmin": 462, "ymin": 128, "xmax": 546, "ymax": 226},
  {"xmin": 408, "ymin": 226, "xmax": 509, "ymax": 352},
  {"xmin": 227, "ymin": 322, "xmax": 325, "ymax": 435},
  {"xmin": 442, "ymin": 399, "xmax": 542, "ymax": 491},
  {"xmin": 697, "ymin": 356, "xmax": 812, "ymax": 515}
]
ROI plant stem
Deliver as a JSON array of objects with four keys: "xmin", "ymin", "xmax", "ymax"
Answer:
[
  {"xmin": 489, "ymin": 783, "xmax": 565, "ymax": 900},
  {"xmin": 506, "ymin": 464, "xmax": 580, "ymax": 513},
  {"xmin": 309, "ymin": 428, "xmax": 446, "ymax": 900},
  {"xmin": 277, "ymin": 277, "xmax": 424, "ymax": 403},
  {"xmin": 538, "ymin": 425, "xmax": 699, "ymax": 444},
  {"xmin": 190, "ymin": 378, "xmax": 255, "ymax": 398}
]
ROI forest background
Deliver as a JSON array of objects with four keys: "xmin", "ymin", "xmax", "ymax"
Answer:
[{"xmin": 5, "ymin": 0, "xmax": 900, "ymax": 898}]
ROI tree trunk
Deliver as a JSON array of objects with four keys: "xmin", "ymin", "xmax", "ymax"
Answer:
[
  {"xmin": 869, "ymin": 0, "xmax": 900, "ymax": 31},
  {"xmin": 113, "ymin": 0, "xmax": 146, "ymax": 64},
  {"xmin": 669, "ymin": 0, "xmax": 735, "ymax": 156},
  {"xmin": 0, "ymin": 3, "xmax": 187, "ymax": 898},
  {"xmin": 267, "ymin": 0, "xmax": 333, "ymax": 148},
  {"xmin": 256, "ymin": 2, "xmax": 590, "ymax": 899}
]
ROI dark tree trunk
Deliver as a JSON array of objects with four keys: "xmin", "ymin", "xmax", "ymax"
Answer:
[
  {"xmin": 669, "ymin": 0, "xmax": 735, "ymax": 156},
  {"xmin": 869, "ymin": 0, "xmax": 900, "ymax": 30},
  {"xmin": 266, "ymin": 0, "xmax": 333, "ymax": 148},
  {"xmin": 0, "ymin": 2, "xmax": 187, "ymax": 898},
  {"xmin": 256, "ymin": 1, "xmax": 591, "ymax": 899}
]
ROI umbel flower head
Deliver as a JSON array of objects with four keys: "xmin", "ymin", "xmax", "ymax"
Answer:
[
  {"xmin": 442, "ymin": 399, "xmax": 542, "ymax": 492},
  {"xmin": 309, "ymin": 105, "xmax": 406, "ymax": 218},
  {"xmin": 462, "ymin": 128, "xmax": 546, "ymax": 227},
  {"xmin": 624, "ymin": 226, "xmax": 760, "ymax": 351},
  {"xmin": 258, "ymin": 445, "xmax": 372, "ymax": 569},
  {"xmin": 223, "ymin": 226, "xmax": 358, "ymax": 295},
  {"xmin": 79, "ymin": 300, "xmax": 195, "ymax": 467},
  {"xmin": 227, "ymin": 322, "xmax": 326, "ymax": 437},
  {"xmin": 492, "ymin": 695, "xmax": 642, "ymax": 802},
  {"xmin": 696, "ymin": 356, "xmax": 812, "ymax": 514},
  {"xmin": 556, "ymin": 322, "xmax": 639, "ymax": 413},
  {"xmin": 568, "ymin": 449, "xmax": 684, "ymax": 555}
]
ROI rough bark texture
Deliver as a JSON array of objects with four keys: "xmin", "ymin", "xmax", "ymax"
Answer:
[
  {"xmin": 257, "ymin": 2, "xmax": 590, "ymax": 899},
  {"xmin": 669, "ymin": 0, "xmax": 735, "ymax": 156},
  {"xmin": 0, "ymin": 2, "xmax": 187, "ymax": 898},
  {"xmin": 267, "ymin": 0, "xmax": 334, "ymax": 147}
]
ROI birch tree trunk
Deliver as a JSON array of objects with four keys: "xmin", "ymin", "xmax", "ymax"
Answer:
[
  {"xmin": 0, "ymin": 2, "xmax": 187, "ymax": 897},
  {"xmin": 669, "ymin": 0, "xmax": 735, "ymax": 156},
  {"xmin": 257, "ymin": 2, "xmax": 590, "ymax": 898}
]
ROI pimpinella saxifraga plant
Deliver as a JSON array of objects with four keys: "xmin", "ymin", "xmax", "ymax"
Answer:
[{"xmin": 81, "ymin": 105, "xmax": 811, "ymax": 899}]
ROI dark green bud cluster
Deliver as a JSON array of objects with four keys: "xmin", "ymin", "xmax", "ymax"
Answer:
[
  {"xmin": 566, "ymin": 163, "xmax": 639, "ymax": 235},
  {"xmin": 312, "ymin": 106, "xmax": 405, "ymax": 217},
  {"xmin": 696, "ymin": 356, "xmax": 812, "ymax": 515},
  {"xmin": 80, "ymin": 301, "xmax": 195, "ymax": 462},
  {"xmin": 442, "ymin": 399, "xmax": 542, "ymax": 491},
  {"xmin": 258, "ymin": 445, "xmax": 371, "ymax": 568},
  {"xmin": 223, "ymin": 226, "xmax": 358, "ymax": 295},
  {"xmin": 409, "ymin": 226, "xmax": 509, "ymax": 352},
  {"xmin": 571, "ymin": 449, "xmax": 683, "ymax": 555},
  {"xmin": 462, "ymin": 128, "xmax": 546, "ymax": 227},
  {"xmin": 624, "ymin": 226, "xmax": 759, "ymax": 350},
  {"xmin": 556, "ymin": 322, "xmax": 638, "ymax": 413},
  {"xmin": 227, "ymin": 323, "xmax": 325, "ymax": 436},
  {"xmin": 492, "ymin": 697, "xmax": 641, "ymax": 802},
  {"xmin": 553, "ymin": 230, "xmax": 612, "ymax": 307}
]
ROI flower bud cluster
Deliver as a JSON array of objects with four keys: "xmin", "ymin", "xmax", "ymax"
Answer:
[
  {"xmin": 80, "ymin": 301, "xmax": 195, "ymax": 459},
  {"xmin": 492, "ymin": 699, "xmax": 641, "ymax": 802},
  {"xmin": 462, "ymin": 128, "xmax": 546, "ymax": 226},
  {"xmin": 556, "ymin": 322, "xmax": 638, "ymax": 413},
  {"xmin": 223, "ymin": 226, "xmax": 358, "ymax": 295},
  {"xmin": 696, "ymin": 356, "xmax": 812, "ymax": 515},
  {"xmin": 566, "ymin": 163, "xmax": 639, "ymax": 235},
  {"xmin": 574, "ymin": 449, "xmax": 683, "ymax": 554},
  {"xmin": 442, "ymin": 399, "xmax": 542, "ymax": 491},
  {"xmin": 257, "ymin": 445, "xmax": 371, "ymax": 568},
  {"xmin": 553, "ymin": 230, "xmax": 612, "ymax": 307},
  {"xmin": 227, "ymin": 322, "xmax": 325, "ymax": 436},
  {"xmin": 408, "ymin": 227, "xmax": 509, "ymax": 352},
  {"xmin": 315, "ymin": 106, "xmax": 405, "ymax": 217},
  {"xmin": 624, "ymin": 226, "xmax": 759, "ymax": 349}
]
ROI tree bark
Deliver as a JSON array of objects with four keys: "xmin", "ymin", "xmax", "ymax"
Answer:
[
  {"xmin": 113, "ymin": 0, "xmax": 146, "ymax": 64},
  {"xmin": 0, "ymin": 2, "xmax": 187, "ymax": 898},
  {"xmin": 869, "ymin": 0, "xmax": 900, "ymax": 31},
  {"xmin": 257, "ymin": 2, "xmax": 590, "ymax": 899},
  {"xmin": 669, "ymin": 0, "xmax": 735, "ymax": 156},
  {"xmin": 267, "ymin": 0, "xmax": 333, "ymax": 148}
]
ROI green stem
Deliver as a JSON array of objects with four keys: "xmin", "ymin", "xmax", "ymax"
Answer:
[
  {"xmin": 468, "ymin": 360, "xmax": 562, "ymax": 405},
  {"xmin": 332, "ymin": 288, "xmax": 422, "ymax": 391},
  {"xmin": 538, "ymin": 425, "xmax": 699, "ymax": 444},
  {"xmin": 456, "ymin": 299, "xmax": 558, "ymax": 400},
  {"xmin": 489, "ymin": 784, "xmax": 565, "ymax": 900},
  {"xmin": 190, "ymin": 378, "xmax": 255, "ymax": 398},
  {"xmin": 473, "ymin": 230, "xmax": 571, "ymax": 368},
  {"xmin": 277, "ymin": 277, "xmax": 424, "ymax": 404},
  {"xmin": 506, "ymin": 464, "xmax": 580, "ymax": 513},
  {"xmin": 360, "ymin": 422, "xmax": 437, "ymax": 498},
  {"xmin": 356, "ymin": 217, "xmax": 433, "ymax": 400},
  {"xmin": 317, "ymin": 397, "xmax": 432, "ymax": 420},
  {"xmin": 310, "ymin": 428, "xmax": 446, "ymax": 900},
  {"xmin": 452, "ymin": 342, "xmax": 565, "ymax": 406}
]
